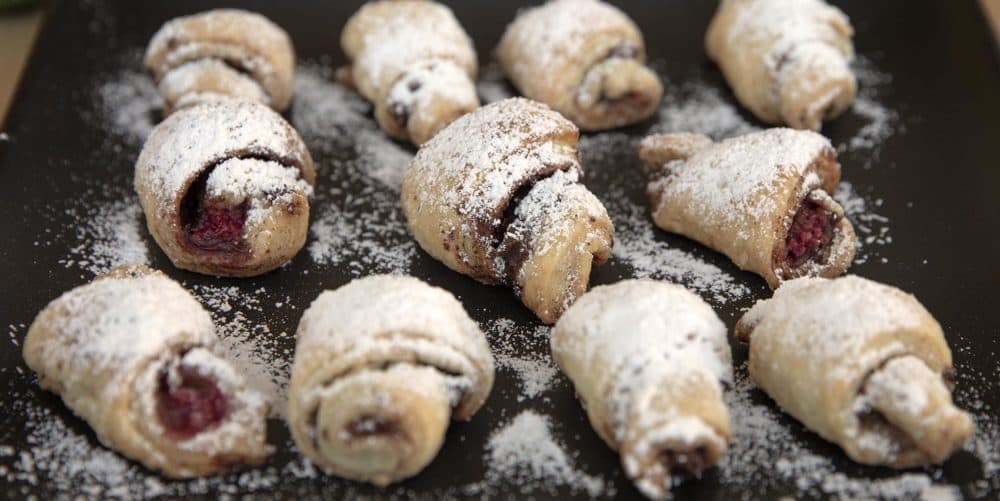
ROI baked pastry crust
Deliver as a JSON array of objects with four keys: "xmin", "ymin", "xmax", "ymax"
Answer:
[
  {"xmin": 638, "ymin": 128, "xmax": 856, "ymax": 289},
  {"xmin": 287, "ymin": 275, "xmax": 494, "ymax": 486},
  {"xmin": 552, "ymin": 279, "xmax": 733, "ymax": 499},
  {"xmin": 705, "ymin": 0, "xmax": 857, "ymax": 130},
  {"xmin": 497, "ymin": 0, "xmax": 663, "ymax": 131},
  {"xmin": 735, "ymin": 275, "xmax": 974, "ymax": 467},
  {"xmin": 401, "ymin": 98, "xmax": 614, "ymax": 324},
  {"xmin": 341, "ymin": 0, "xmax": 479, "ymax": 145},
  {"xmin": 23, "ymin": 265, "xmax": 272, "ymax": 478},
  {"xmin": 134, "ymin": 100, "xmax": 316, "ymax": 277},
  {"xmin": 145, "ymin": 9, "xmax": 295, "ymax": 114}
]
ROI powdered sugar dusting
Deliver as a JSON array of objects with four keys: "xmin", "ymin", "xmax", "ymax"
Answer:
[
  {"xmin": 834, "ymin": 181, "xmax": 892, "ymax": 265},
  {"xmin": 653, "ymin": 78, "xmax": 761, "ymax": 139},
  {"xmin": 290, "ymin": 63, "xmax": 417, "ymax": 274},
  {"xmin": 485, "ymin": 318, "xmax": 560, "ymax": 402},
  {"xmin": 53, "ymin": 196, "xmax": 150, "ymax": 276},
  {"xmin": 96, "ymin": 65, "xmax": 161, "ymax": 146}
]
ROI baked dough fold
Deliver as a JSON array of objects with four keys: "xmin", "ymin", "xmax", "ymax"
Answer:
[
  {"xmin": 401, "ymin": 98, "xmax": 613, "ymax": 323},
  {"xmin": 497, "ymin": 0, "xmax": 663, "ymax": 131},
  {"xmin": 638, "ymin": 128, "xmax": 856, "ymax": 289},
  {"xmin": 705, "ymin": 0, "xmax": 857, "ymax": 130},
  {"xmin": 287, "ymin": 275, "xmax": 494, "ymax": 486},
  {"xmin": 735, "ymin": 275, "xmax": 973, "ymax": 467},
  {"xmin": 145, "ymin": 9, "xmax": 295, "ymax": 114},
  {"xmin": 23, "ymin": 265, "xmax": 272, "ymax": 478},
  {"xmin": 552, "ymin": 279, "xmax": 733, "ymax": 499},
  {"xmin": 134, "ymin": 100, "xmax": 316, "ymax": 277},
  {"xmin": 341, "ymin": 0, "xmax": 479, "ymax": 145}
]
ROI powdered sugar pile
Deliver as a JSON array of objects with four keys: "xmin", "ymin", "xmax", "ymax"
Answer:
[
  {"xmin": 471, "ymin": 410, "xmax": 610, "ymax": 497},
  {"xmin": 95, "ymin": 64, "xmax": 161, "ymax": 146},
  {"xmin": 477, "ymin": 63, "xmax": 515, "ymax": 104},
  {"xmin": 654, "ymin": 78, "xmax": 761, "ymax": 139}
]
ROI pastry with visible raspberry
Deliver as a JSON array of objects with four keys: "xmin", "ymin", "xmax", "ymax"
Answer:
[
  {"xmin": 23, "ymin": 265, "xmax": 272, "ymax": 478},
  {"xmin": 134, "ymin": 100, "xmax": 316, "ymax": 277},
  {"xmin": 638, "ymin": 128, "xmax": 856, "ymax": 289}
]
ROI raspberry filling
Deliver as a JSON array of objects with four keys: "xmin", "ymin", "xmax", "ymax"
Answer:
[
  {"xmin": 156, "ymin": 366, "xmax": 229, "ymax": 438},
  {"xmin": 180, "ymin": 170, "xmax": 248, "ymax": 253},
  {"xmin": 188, "ymin": 203, "xmax": 247, "ymax": 251},
  {"xmin": 785, "ymin": 198, "xmax": 835, "ymax": 269}
]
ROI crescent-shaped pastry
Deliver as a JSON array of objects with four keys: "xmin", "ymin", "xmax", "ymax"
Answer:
[
  {"xmin": 134, "ymin": 100, "xmax": 316, "ymax": 277},
  {"xmin": 145, "ymin": 9, "xmax": 295, "ymax": 114},
  {"xmin": 22, "ymin": 265, "xmax": 272, "ymax": 478},
  {"xmin": 705, "ymin": 0, "xmax": 857, "ymax": 130},
  {"xmin": 735, "ymin": 275, "xmax": 974, "ymax": 467},
  {"xmin": 638, "ymin": 128, "xmax": 856, "ymax": 289},
  {"xmin": 401, "ymin": 98, "xmax": 614, "ymax": 324},
  {"xmin": 552, "ymin": 279, "xmax": 733, "ymax": 499},
  {"xmin": 287, "ymin": 275, "xmax": 494, "ymax": 486},
  {"xmin": 341, "ymin": 0, "xmax": 479, "ymax": 146},
  {"xmin": 497, "ymin": 0, "xmax": 663, "ymax": 131}
]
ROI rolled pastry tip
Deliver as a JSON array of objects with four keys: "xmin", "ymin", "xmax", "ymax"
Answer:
[
  {"xmin": 22, "ymin": 265, "xmax": 272, "ymax": 478},
  {"xmin": 552, "ymin": 279, "xmax": 733, "ymax": 499},
  {"xmin": 735, "ymin": 275, "xmax": 974, "ymax": 467},
  {"xmin": 705, "ymin": 0, "xmax": 857, "ymax": 131},
  {"xmin": 341, "ymin": 0, "xmax": 479, "ymax": 145},
  {"xmin": 145, "ymin": 9, "xmax": 295, "ymax": 114},
  {"xmin": 134, "ymin": 99, "xmax": 316, "ymax": 277},
  {"xmin": 287, "ymin": 275, "xmax": 494, "ymax": 486},
  {"xmin": 401, "ymin": 98, "xmax": 614, "ymax": 324},
  {"xmin": 497, "ymin": 0, "xmax": 663, "ymax": 131},
  {"xmin": 638, "ymin": 128, "xmax": 856, "ymax": 289}
]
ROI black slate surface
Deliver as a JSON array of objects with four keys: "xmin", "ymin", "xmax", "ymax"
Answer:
[{"xmin": 0, "ymin": 1, "xmax": 998, "ymax": 499}]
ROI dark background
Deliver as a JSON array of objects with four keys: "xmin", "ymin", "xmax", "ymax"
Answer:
[{"xmin": 0, "ymin": 1, "xmax": 998, "ymax": 499}]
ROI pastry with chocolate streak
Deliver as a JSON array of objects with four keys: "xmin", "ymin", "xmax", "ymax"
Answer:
[
  {"xmin": 552, "ymin": 279, "xmax": 733, "ymax": 499},
  {"xmin": 497, "ymin": 0, "xmax": 663, "ymax": 131},
  {"xmin": 401, "ymin": 98, "xmax": 614, "ymax": 324},
  {"xmin": 735, "ymin": 275, "xmax": 974, "ymax": 467},
  {"xmin": 638, "ymin": 128, "xmax": 856, "ymax": 289},
  {"xmin": 287, "ymin": 275, "xmax": 494, "ymax": 486},
  {"xmin": 145, "ymin": 9, "xmax": 295, "ymax": 114},
  {"xmin": 705, "ymin": 0, "xmax": 857, "ymax": 130},
  {"xmin": 23, "ymin": 265, "xmax": 272, "ymax": 478},
  {"xmin": 340, "ymin": 0, "xmax": 479, "ymax": 145}
]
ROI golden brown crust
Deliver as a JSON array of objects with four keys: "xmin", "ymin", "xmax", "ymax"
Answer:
[
  {"xmin": 134, "ymin": 100, "xmax": 315, "ymax": 277},
  {"xmin": 735, "ymin": 276, "xmax": 973, "ymax": 467},
  {"xmin": 145, "ymin": 9, "xmax": 295, "ymax": 113},
  {"xmin": 497, "ymin": 0, "xmax": 662, "ymax": 131}
]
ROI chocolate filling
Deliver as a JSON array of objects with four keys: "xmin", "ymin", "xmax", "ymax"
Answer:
[
  {"xmin": 661, "ymin": 446, "xmax": 708, "ymax": 477},
  {"xmin": 387, "ymin": 101, "xmax": 410, "ymax": 129},
  {"xmin": 345, "ymin": 415, "xmax": 401, "ymax": 439},
  {"xmin": 180, "ymin": 169, "xmax": 250, "ymax": 254},
  {"xmin": 156, "ymin": 366, "xmax": 228, "ymax": 438},
  {"xmin": 784, "ymin": 198, "xmax": 836, "ymax": 269}
]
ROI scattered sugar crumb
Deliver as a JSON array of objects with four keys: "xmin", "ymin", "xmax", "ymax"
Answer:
[
  {"xmin": 834, "ymin": 181, "xmax": 892, "ymax": 265},
  {"xmin": 190, "ymin": 285, "xmax": 292, "ymax": 419},
  {"xmin": 653, "ymin": 77, "xmax": 761, "ymax": 139}
]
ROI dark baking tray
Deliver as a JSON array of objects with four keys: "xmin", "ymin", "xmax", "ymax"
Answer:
[{"xmin": 1, "ymin": 1, "xmax": 999, "ymax": 499}]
